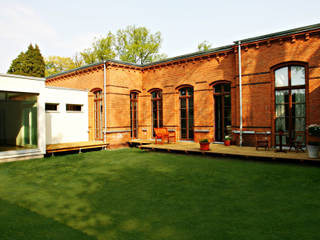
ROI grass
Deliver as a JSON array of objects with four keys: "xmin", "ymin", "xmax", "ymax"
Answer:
[{"xmin": 0, "ymin": 148, "xmax": 319, "ymax": 240}]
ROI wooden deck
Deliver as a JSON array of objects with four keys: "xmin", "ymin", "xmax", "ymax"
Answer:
[
  {"xmin": 46, "ymin": 141, "xmax": 109, "ymax": 155},
  {"xmin": 135, "ymin": 141, "xmax": 320, "ymax": 163}
]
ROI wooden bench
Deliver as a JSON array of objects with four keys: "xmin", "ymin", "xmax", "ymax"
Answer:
[{"xmin": 154, "ymin": 128, "xmax": 176, "ymax": 144}]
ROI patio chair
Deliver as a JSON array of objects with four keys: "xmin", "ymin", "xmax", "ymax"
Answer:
[
  {"xmin": 255, "ymin": 131, "xmax": 270, "ymax": 151},
  {"xmin": 154, "ymin": 128, "xmax": 176, "ymax": 144},
  {"xmin": 288, "ymin": 133, "xmax": 305, "ymax": 153}
]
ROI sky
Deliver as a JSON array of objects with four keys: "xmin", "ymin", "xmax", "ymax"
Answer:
[{"xmin": 1, "ymin": 0, "xmax": 320, "ymax": 73}]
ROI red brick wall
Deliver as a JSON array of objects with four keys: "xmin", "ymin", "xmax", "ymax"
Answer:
[{"xmin": 46, "ymin": 30, "xmax": 320, "ymax": 147}]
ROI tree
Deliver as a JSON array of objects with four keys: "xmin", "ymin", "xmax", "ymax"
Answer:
[
  {"xmin": 80, "ymin": 32, "xmax": 116, "ymax": 64},
  {"xmin": 80, "ymin": 25, "xmax": 166, "ymax": 65},
  {"xmin": 72, "ymin": 52, "xmax": 84, "ymax": 68},
  {"xmin": 198, "ymin": 41, "xmax": 212, "ymax": 51},
  {"xmin": 8, "ymin": 44, "xmax": 45, "ymax": 77},
  {"xmin": 115, "ymin": 25, "xmax": 164, "ymax": 64},
  {"xmin": 45, "ymin": 56, "xmax": 77, "ymax": 76}
]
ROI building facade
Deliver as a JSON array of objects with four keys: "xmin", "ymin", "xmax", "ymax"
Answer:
[{"xmin": 46, "ymin": 24, "xmax": 320, "ymax": 148}]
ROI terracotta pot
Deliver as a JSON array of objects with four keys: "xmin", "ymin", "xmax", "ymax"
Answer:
[
  {"xmin": 200, "ymin": 142, "xmax": 210, "ymax": 151},
  {"xmin": 224, "ymin": 140, "xmax": 231, "ymax": 146}
]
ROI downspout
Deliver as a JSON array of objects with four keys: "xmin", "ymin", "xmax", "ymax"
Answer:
[
  {"xmin": 238, "ymin": 41, "xmax": 243, "ymax": 147},
  {"xmin": 103, "ymin": 61, "xmax": 107, "ymax": 143}
]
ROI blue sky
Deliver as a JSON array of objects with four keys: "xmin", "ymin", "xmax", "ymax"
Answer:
[{"xmin": 1, "ymin": 0, "xmax": 320, "ymax": 73}]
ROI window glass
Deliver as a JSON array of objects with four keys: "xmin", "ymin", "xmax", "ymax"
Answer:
[
  {"xmin": 214, "ymin": 84, "xmax": 221, "ymax": 93},
  {"xmin": 180, "ymin": 88, "xmax": 186, "ymax": 96},
  {"xmin": 275, "ymin": 67, "xmax": 288, "ymax": 87},
  {"xmin": 275, "ymin": 90, "xmax": 289, "ymax": 104},
  {"xmin": 291, "ymin": 66, "xmax": 305, "ymax": 86},
  {"xmin": 66, "ymin": 104, "xmax": 82, "ymax": 112},
  {"xmin": 224, "ymin": 84, "xmax": 231, "ymax": 92},
  {"xmin": 45, "ymin": 103, "xmax": 58, "ymax": 111},
  {"xmin": 292, "ymin": 89, "xmax": 305, "ymax": 103}
]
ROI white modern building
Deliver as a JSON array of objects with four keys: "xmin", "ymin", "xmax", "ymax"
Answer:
[
  {"xmin": 0, "ymin": 74, "xmax": 46, "ymax": 162},
  {"xmin": 0, "ymin": 73, "xmax": 88, "ymax": 162},
  {"xmin": 44, "ymin": 86, "xmax": 88, "ymax": 145}
]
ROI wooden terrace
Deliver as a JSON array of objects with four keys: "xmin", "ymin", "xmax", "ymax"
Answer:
[
  {"xmin": 46, "ymin": 141, "xmax": 109, "ymax": 156},
  {"xmin": 129, "ymin": 140, "xmax": 320, "ymax": 163}
]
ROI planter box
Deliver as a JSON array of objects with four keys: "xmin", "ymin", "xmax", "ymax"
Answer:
[
  {"xmin": 200, "ymin": 142, "xmax": 210, "ymax": 151},
  {"xmin": 307, "ymin": 144, "xmax": 320, "ymax": 159}
]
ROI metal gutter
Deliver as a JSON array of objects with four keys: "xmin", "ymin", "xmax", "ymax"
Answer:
[
  {"xmin": 237, "ymin": 41, "xmax": 243, "ymax": 147},
  {"xmin": 103, "ymin": 62, "xmax": 107, "ymax": 143}
]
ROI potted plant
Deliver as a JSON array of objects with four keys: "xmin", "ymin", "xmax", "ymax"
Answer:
[
  {"xmin": 307, "ymin": 124, "xmax": 320, "ymax": 158},
  {"xmin": 199, "ymin": 139, "xmax": 210, "ymax": 151},
  {"xmin": 224, "ymin": 135, "xmax": 232, "ymax": 146}
]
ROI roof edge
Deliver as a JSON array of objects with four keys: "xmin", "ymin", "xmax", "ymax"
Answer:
[
  {"xmin": 0, "ymin": 73, "xmax": 46, "ymax": 81},
  {"xmin": 234, "ymin": 23, "xmax": 320, "ymax": 44}
]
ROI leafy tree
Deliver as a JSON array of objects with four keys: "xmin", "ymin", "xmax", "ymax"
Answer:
[
  {"xmin": 115, "ymin": 25, "xmax": 164, "ymax": 64},
  {"xmin": 80, "ymin": 33, "xmax": 116, "ymax": 64},
  {"xmin": 80, "ymin": 26, "xmax": 166, "ymax": 65},
  {"xmin": 72, "ymin": 52, "xmax": 84, "ymax": 68},
  {"xmin": 8, "ymin": 44, "xmax": 45, "ymax": 77},
  {"xmin": 45, "ymin": 56, "xmax": 77, "ymax": 76},
  {"xmin": 198, "ymin": 41, "xmax": 212, "ymax": 51}
]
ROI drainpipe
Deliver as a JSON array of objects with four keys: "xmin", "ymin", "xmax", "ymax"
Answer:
[
  {"xmin": 103, "ymin": 61, "xmax": 107, "ymax": 143},
  {"xmin": 238, "ymin": 41, "xmax": 243, "ymax": 147}
]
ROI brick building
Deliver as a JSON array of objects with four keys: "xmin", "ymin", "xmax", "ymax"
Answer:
[{"xmin": 46, "ymin": 23, "xmax": 320, "ymax": 148}]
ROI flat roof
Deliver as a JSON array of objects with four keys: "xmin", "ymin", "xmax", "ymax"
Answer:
[{"xmin": 0, "ymin": 73, "xmax": 46, "ymax": 82}]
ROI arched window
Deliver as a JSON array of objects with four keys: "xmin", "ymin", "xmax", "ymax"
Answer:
[
  {"xmin": 274, "ymin": 65, "xmax": 306, "ymax": 145},
  {"xmin": 151, "ymin": 90, "xmax": 163, "ymax": 136},
  {"xmin": 213, "ymin": 83, "xmax": 231, "ymax": 141},
  {"xmin": 130, "ymin": 92, "xmax": 138, "ymax": 138},
  {"xmin": 179, "ymin": 87, "xmax": 194, "ymax": 140},
  {"xmin": 94, "ymin": 90, "xmax": 103, "ymax": 140}
]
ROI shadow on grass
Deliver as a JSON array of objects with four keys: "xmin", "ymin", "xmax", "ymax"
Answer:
[{"xmin": 0, "ymin": 198, "xmax": 94, "ymax": 240}]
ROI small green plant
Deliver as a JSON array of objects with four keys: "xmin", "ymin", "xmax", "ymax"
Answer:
[
  {"xmin": 308, "ymin": 124, "xmax": 320, "ymax": 137},
  {"xmin": 224, "ymin": 135, "xmax": 232, "ymax": 141},
  {"xmin": 199, "ymin": 139, "xmax": 209, "ymax": 143},
  {"xmin": 308, "ymin": 124, "xmax": 320, "ymax": 146}
]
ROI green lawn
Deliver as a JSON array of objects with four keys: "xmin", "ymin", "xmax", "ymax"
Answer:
[{"xmin": 0, "ymin": 148, "xmax": 319, "ymax": 240}]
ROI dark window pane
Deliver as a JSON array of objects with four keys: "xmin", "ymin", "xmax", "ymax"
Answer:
[
  {"xmin": 187, "ymin": 88, "xmax": 193, "ymax": 96},
  {"xmin": 180, "ymin": 88, "xmax": 186, "ymax": 96},
  {"xmin": 189, "ymin": 99, "xmax": 193, "ymax": 108},
  {"xmin": 66, "ymin": 104, "xmax": 82, "ymax": 111},
  {"xmin": 214, "ymin": 84, "xmax": 221, "ymax": 93},
  {"xmin": 45, "ymin": 103, "xmax": 58, "ymax": 111},
  {"xmin": 292, "ymin": 89, "xmax": 305, "ymax": 103},
  {"xmin": 224, "ymin": 84, "xmax": 231, "ymax": 92},
  {"xmin": 180, "ymin": 98, "xmax": 186, "ymax": 109},
  {"xmin": 181, "ymin": 119, "xmax": 186, "ymax": 129},
  {"xmin": 275, "ymin": 90, "xmax": 289, "ymax": 104}
]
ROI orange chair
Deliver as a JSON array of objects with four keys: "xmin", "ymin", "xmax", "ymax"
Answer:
[{"xmin": 154, "ymin": 128, "xmax": 176, "ymax": 144}]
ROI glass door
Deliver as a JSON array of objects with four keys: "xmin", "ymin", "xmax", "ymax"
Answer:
[
  {"xmin": 214, "ymin": 83, "xmax": 231, "ymax": 141},
  {"xmin": 180, "ymin": 87, "xmax": 194, "ymax": 140}
]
